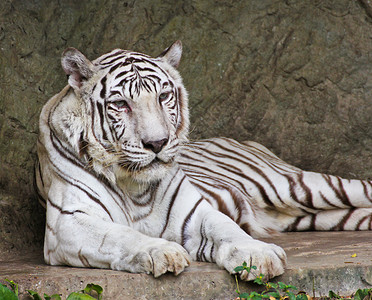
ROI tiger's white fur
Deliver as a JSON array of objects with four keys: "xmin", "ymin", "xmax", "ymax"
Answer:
[{"xmin": 36, "ymin": 41, "xmax": 372, "ymax": 281}]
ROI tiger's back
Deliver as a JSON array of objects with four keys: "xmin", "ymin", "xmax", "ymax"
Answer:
[{"xmin": 180, "ymin": 137, "xmax": 372, "ymax": 236}]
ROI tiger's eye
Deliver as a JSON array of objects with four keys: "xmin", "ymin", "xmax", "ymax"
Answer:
[
  {"xmin": 115, "ymin": 101, "xmax": 127, "ymax": 108},
  {"xmin": 159, "ymin": 92, "xmax": 170, "ymax": 101},
  {"xmin": 113, "ymin": 100, "xmax": 131, "ymax": 112}
]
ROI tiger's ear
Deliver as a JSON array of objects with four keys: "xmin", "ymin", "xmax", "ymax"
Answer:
[
  {"xmin": 159, "ymin": 40, "xmax": 182, "ymax": 68},
  {"xmin": 61, "ymin": 48, "xmax": 95, "ymax": 90}
]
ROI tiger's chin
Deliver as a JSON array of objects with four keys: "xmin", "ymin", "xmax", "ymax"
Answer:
[{"xmin": 133, "ymin": 161, "xmax": 175, "ymax": 183}]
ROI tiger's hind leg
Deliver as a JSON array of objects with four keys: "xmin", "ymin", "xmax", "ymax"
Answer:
[{"xmin": 285, "ymin": 208, "xmax": 372, "ymax": 232}]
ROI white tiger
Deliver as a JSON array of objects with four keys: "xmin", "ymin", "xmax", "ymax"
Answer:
[{"xmin": 36, "ymin": 41, "xmax": 372, "ymax": 281}]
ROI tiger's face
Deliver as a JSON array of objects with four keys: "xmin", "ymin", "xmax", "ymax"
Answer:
[{"xmin": 61, "ymin": 41, "xmax": 189, "ymax": 184}]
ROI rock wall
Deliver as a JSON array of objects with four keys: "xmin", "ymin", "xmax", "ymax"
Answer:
[{"xmin": 0, "ymin": 0, "xmax": 371, "ymax": 252}]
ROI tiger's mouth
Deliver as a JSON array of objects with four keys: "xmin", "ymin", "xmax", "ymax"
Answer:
[
  {"xmin": 119, "ymin": 156, "xmax": 174, "ymax": 173},
  {"xmin": 143, "ymin": 156, "xmax": 175, "ymax": 170}
]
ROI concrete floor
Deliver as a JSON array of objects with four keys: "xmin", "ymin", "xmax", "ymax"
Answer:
[{"xmin": 1, "ymin": 232, "xmax": 371, "ymax": 299}]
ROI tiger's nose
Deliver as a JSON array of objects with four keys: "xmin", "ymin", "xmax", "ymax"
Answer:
[{"xmin": 142, "ymin": 138, "xmax": 169, "ymax": 154}]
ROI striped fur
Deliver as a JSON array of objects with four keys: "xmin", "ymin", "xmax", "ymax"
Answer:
[{"xmin": 36, "ymin": 41, "xmax": 371, "ymax": 281}]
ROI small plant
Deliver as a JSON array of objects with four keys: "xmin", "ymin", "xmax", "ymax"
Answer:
[
  {"xmin": 63, "ymin": 283, "xmax": 103, "ymax": 300},
  {"xmin": 353, "ymin": 288, "xmax": 372, "ymax": 300},
  {"xmin": 0, "ymin": 279, "xmax": 19, "ymax": 300},
  {"xmin": 233, "ymin": 262, "xmax": 309, "ymax": 300},
  {"xmin": 0, "ymin": 280, "xmax": 103, "ymax": 300},
  {"xmin": 233, "ymin": 262, "xmax": 372, "ymax": 300},
  {"xmin": 27, "ymin": 290, "xmax": 62, "ymax": 300},
  {"xmin": 328, "ymin": 288, "xmax": 372, "ymax": 300}
]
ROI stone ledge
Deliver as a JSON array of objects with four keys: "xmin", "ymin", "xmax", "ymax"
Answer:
[{"xmin": 1, "ymin": 232, "xmax": 371, "ymax": 299}]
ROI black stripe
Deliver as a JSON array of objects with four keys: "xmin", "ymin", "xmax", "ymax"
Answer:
[
  {"xmin": 160, "ymin": 175, "xmax": 186, "ymax": 237},
  {"xmin": 46, "ymin": 223, "xmax": 57, "ymax": 235},
  {"xmin": 309, "ymin": 213, "xmax": 316, "ymax": 230},
  {"xmin": 99, "ymin": 50, "xmax": 125, "ymax": 62},
  {"xmin": 37, "ymin": 160, "xmax": 44, "ymax": 187},
  {"xmin": 323, "ymin": 175, "xmax": 353, "ymax": 207},
  {"xmin": 114, "ymin": 70, "xmax": 129, "ymax": 80},
  {"xmin": 100, "ymin": 76, "xmax": 107, "ymax": 99},
  {"xmin": 332, "ymin": 209, "xmax": 355, "ymax": 230},
  {"xmin": 190, "ymin": 142, "xmax": 284, "ymax": 205},
  {"xmin": 132, "ymin": 182, "xmax": 160, "ymax": 207},
  {"xmin": 100, "ymin": 53, "xmax": 126, "ymax": 66},
  {"xmin": 196, "ymin": 221, "xmax": 206, "ymax": 261},
  {"xmin": 336, "ymin": 176, "xmax": 352, "ymax": 206},
  {"xmin": 78, "ymin": 249, "xmax": 92, "ymax": 268},
  {"xmin": 49, "ymin": 120, "xmax": 130, "ymax": 220},
  {"xmin": 356, "ymin": 214, "xmax": 369, "ymax": 230},
  {"xmin": 109, "ymin": 62, "xmax": 123, "ymax": 73},
  {"xmin": 48, "ymin": 134, "xmax": 114, "ymax": 221},
  {"xmin": 50, "ymin": 130, "xmax": 86, "ymax": 168},
  {"xmin": 190, "ymin": 180, "xmax": 235, "ymax": 221},
  {"xmin": 361, "ymin": 181, "xmax": 372, "ymax": 202},
  {"xmin": 53, "ymin": 169, "xmax": 114, "ymax": 221},
  {"xmin": 96, "ymin": 102, "xmax": 110, "ymax": 142},
  {"xmin": 285, "ymin": 216, "xmax": 304, "ymax": 231},
  {"xmin": 297, "ymin": 173, "xmax": 315, "ymax": 209},
  {"xmin": 319, "ymin": 192, "xmax": 340, "ymax": 209},
  {"xmin": 181, "ymin": 197, "xmax": 204, "ymax": 246},
  {"xmin": 180, "ymin": 155, "xmax": 253, "ymax": 202},
  {"xmin": 209, "ymin": 243, "xmax": 215, "ymax": 262},
  {"xmin": 34, "ymin": 160, "xmax": 47, "ymax": 207},
  {"xmin": 78, "ymin": 131, "xmax": 89, "ymax": 158},
  {"xmin": 47, "ymin": 198, "xmax": 86, "ymax": 215}
]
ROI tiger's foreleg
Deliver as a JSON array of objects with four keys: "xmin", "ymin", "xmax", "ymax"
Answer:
[
  {"xmin": 44, "ymin": 184, "xmax": 191, "ymax": 277},
  {"xmin": 181, "ymin": 200, "xmax": 286, "ymax": 280}
]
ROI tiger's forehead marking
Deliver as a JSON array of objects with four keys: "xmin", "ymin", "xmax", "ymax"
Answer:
[{"xmin": 95, "ymin": 50, "xmax": 174, "ymax": 100}]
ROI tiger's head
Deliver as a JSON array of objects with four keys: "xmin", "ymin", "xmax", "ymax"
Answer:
[{"xmin": 60, "ymin": 41, "xmax": 189, "ymax": 185}]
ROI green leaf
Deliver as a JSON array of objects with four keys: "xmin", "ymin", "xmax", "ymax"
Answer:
[
  {"xmin": 287, "ymin": 284, "xmax": 297, "ymax": 290},
  {"xmin": 44, "ymin": 293, "xmax": 62, "ymax": 300},
  {"xmin": 267, "ymin": 291, "xmax": 280, "ymax": 299},
  {"xmin": 234, "ymin": 266, "xmax": 245, "ymax": 272},
  {"xmin": 278, "ymin": 282, "xmax": 286, "ymax": 289},
  {"xmin": 239, "ymin": 292, "xmax": 252, "ymax": 298},
  {"xmin": 5, "ymin": 279, "xmax": 18, "ymax": 296},
  {"xmin": 276, "ymin": 281, "xmax": 297, "ymax": 292},
  {"xmin": 83, "ymin": 284, "xmax": 103, "ymax": 295},
  {"xmin": 244, "ymin": 291, "xmax": 265, "ymax": 300},
  {"xmin": 66, "ymin": 292, "xmax": 97, "ymax": 300},
  {"xmin": 268, "ymin": 282, "xmax": 278, "ymax": 289},
  {"xmin": 329, "ymin": 290, "xmax": 341, "ymax": 299},
  {"xmin": 82, "ymin": 284, "xmax": 103, "ymax": 300},
  {"xmin": 28, "ymin": 290, "xmax": 43, "ymax": 300},
  {"xmin": 287, "ymin": 291, "xmax": 296, "ymax": 300},
  {"xmin": 296, "ymin": 294, "xmax": 308, "ymax": 300},
  {"xmin": 0, "ymin": 284, "xmax": 18, "ymax": 300},
  {"xmin": 354, "ymin": 289, "xmax": 370, "ymax": 300},
  {"xmin": 253, "ymin": 274, "xmax": 266, "ymax": 285},
  {"xmin": 251, "ymin": 293, "xmax": 265, "ymax": 300}
]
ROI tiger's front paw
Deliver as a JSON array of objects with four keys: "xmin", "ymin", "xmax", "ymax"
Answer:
[
  {"xmin": 216, "ymin": 239, "xmax": 286, "ymax": 281},
  {"xmin": 113, "ymin": 239, "xmax": 191, "ymax": 277}
]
